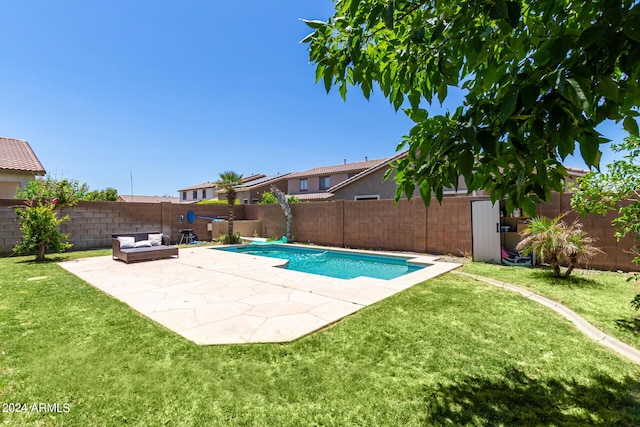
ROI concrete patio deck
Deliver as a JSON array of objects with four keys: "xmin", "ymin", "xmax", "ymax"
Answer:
[{"xmin": 59, "ymin": 245, "xmax": 460, "ymax": 345}]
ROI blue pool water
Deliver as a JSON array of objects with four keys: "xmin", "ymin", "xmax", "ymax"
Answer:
[{"xmin": 217, "ymin": 244, "xmax": 427, "ymax": 280}]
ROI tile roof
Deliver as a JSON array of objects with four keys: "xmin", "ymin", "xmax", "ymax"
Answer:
[
  {"xmin": 328, "ymin": 152, "xmax": 406, "ymax": 192},
  {"xmin": 118, "ymin": 195, "xmax": 180, "ymax": 203},
  {"xmin": 237, "ymin": 173, "xmax": 290, "ymax": 190},
  {"xmin": 0, "ymin": 136, "xmax": 46, "ymax": 174},
  {"xmin": 178, "ymin": 181, "xmax": 218, "ymax": 192},
  {"xmin": 287, "ymin": 158, "xmax": 386, "ymax": 179},
  {"xmin": 291, "ymin": 192, "xmax": 334, "ymax": 201}
]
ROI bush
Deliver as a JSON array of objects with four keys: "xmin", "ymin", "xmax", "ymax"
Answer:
[
  {"xmin": 13, "ymin": 177, "xmax": 87, "ymax": 261},
  {"xmin": 217, "ymin": 232, "xmax": 242, "ymax": 245},
  {"xmin": 516, "ymin": 213, "xmax": 602, "ymax": 277},
  {"xmin": 13, "ymin": 203, "xmax": 72, "ymax": 261}
]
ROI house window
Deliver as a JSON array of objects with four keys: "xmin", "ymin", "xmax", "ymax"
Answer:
[
  {"xmin": 243, "ymin": 199, "xmax": 249, "ymax": 204},
  {"xmin": 192, "ymin": 190, "xmax": 197, "ymax": 199},
  {"xmin": 202, "ymin": 189, "xmax": 207, "ymax": 198},
  {"xmin": 354, "ymin": 195, "xmax": 380, "ymax": 201},
  {"xmin": 252, "ymin": 199, "xmax": 259, "ymax": 204},
  {"xmin": 319, "ymin": 176, "xmax": 330, "ymax": 190},
  {"xmin": 299, "ymin": 179, "xmax": 308, "ymax": 191},
  {"xmin": 182, "ymin": 192, "xmax": 186, "ymax": 201}
]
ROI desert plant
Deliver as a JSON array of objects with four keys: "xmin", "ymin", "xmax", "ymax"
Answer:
[
  {"xmin": 217, "ymin": 232, "xmax": 242, "ymax": 245},
  {"xmin": 516, "ymin": 213, "xmax": 603, "ymax": 277},
  {"xmin": 217, "ymin": 171, "xmax": 243, "ymax": 239}
]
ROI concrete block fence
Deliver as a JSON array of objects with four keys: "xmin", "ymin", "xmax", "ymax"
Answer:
[{"xmin": 0, "ymin": 196, "xmax": 637, "ymax": 271}]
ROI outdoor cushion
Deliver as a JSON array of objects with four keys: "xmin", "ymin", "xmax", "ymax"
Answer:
[
  {"xmin": 135, "ymin": 240, "xmax": 152, "ymax": 248},
  {"xmin": 148, "ymin": 233, "xmax": 163, "ymax": 246},
  {"xmin": 117, "ymin": 236, "xmax": 135, "ymax": 249}
]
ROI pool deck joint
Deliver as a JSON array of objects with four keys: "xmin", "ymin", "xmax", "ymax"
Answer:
[{"xmin": 59, "ymin": 245, "xmax": 460, "ymax": 345}]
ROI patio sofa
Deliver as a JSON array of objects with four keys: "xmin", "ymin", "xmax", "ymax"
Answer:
[{"xmin": 112, "ymin": 232, "xmax": 178, "ymax": 263}]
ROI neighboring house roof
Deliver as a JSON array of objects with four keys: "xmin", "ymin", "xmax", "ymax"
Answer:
[
  {"xmin": 236, "ymin": 173, "xmax": 291, "ymax": 191},
  {"xmin": 287, "ymin": 158, "xmax": 386, "ymax": 179},
  {"xmin": 0, "ymin": 136, "xmax": 46, "ymax": 174},
  {"xmin": 118, "ymin": 195, "xmax": 180, "ymax": 203},
  {"xmin": 178, "ymin": 174, "xmax": 266, "ymax": 193},
  {"xmin": 328, "ymin": 152, "xmax": 406, "ymax": 193},
  {"xmin": 565, "ymin": 166, "xmax": 590, "ymax": 177},
  {"xmin": 292, "ymin": 192, "xmax": 334, "ymax": 201},
  {"xmin": 178, "ymin": 181, "xmax": 218, "ymax": 192},
  {"xmin": 241, "ymin": 173, "xmax": 267, "ymax": 183}
]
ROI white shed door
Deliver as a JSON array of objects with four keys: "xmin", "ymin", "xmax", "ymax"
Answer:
[{"xmin": 471, "ymin": 200, "xmax": 501, "ymax": 263}]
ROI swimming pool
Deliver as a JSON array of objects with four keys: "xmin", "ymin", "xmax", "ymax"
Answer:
[{"xmin": 217, "ymin": 244, "xmax": 428, "ymax": 280}]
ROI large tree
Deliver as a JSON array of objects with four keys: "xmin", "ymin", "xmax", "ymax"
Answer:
[{"xmin": 304, "ymin": 0, "xmax": 640, "ymax": 214}]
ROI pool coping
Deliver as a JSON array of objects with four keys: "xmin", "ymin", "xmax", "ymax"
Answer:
[{"xmin": 59, "ymin": 244, "xmax": 460, "ymax": 345}]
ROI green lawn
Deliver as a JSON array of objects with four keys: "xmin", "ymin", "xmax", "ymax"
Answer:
[
  {"xmin": 460, "ymin": 262, "xmax": 640, "ymax": 351},
  {"xmin": 1, "ymin": 252, "xmax": 639, "ymax": 426}
]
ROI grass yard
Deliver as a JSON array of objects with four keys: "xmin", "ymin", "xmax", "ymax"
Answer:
[
  {"xmin": 1, "ymin": 252, "xmax": 639, "ymax": 426},
  {"xmin": 460, "ymin": 262, "xmax": 640, "ymax": 351}
]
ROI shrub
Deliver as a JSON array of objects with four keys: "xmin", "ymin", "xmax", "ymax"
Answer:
[
  {"xmin": 516, "ymin": 213, "xmax": 603, "ymax": 277},
  {"xmin": 217, "ymin": 232, "xmax": 242, "ymax": 245},
  {"xmin": 13, "ymin": 203, "xmax": 72, "ymax": 261}
]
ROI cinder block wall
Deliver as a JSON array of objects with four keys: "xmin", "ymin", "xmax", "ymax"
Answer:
[
  {"xmin": 291, "ymin": 202, "xmax": 344, "ymax": 247},
  {"xmin": 244, "ymin": 204, "xmax": 286, "ymax": 240},
  {"xmin": 1, "ymin": 196, "xmax": 638, "ymax": 271},
  {"xmin": 426, "ymin": 197, "xmax": 474, "ymax": 257},
  {"xmin": 342, "ymin": 199, "xmax": 415, "ymax": 251},
  {"xmin": 0, "ymin": 200, "xmax": 232, "ymax": 253}
]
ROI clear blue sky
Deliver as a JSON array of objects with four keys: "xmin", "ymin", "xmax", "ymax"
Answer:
[{"xmin": 0, "ymin": 1, "xmax": 629, "ymax": 197}]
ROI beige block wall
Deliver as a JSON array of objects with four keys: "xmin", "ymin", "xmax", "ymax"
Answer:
[{"xmin": 1, "ymin": 196, "xmax": 637, "ymax": 272}]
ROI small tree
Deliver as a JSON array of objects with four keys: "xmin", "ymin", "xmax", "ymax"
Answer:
[
  {"xmin": 516, "ymin": 213, "xmax": 602, "ymax": 277},
  {"xmin": 571, "ymin": 135, "xmax": 640, "ymax": 267},
  {"xmin": 217, "ymin": 171, "xmax": 243, "ymax": 243},
  {"xmin": 13, "ymin": 176, "xmax": 85, "ymax": 261}
]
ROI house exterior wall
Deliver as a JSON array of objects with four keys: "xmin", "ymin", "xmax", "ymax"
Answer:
[
  {"xmin": 333, "ymin": 168, "xmax": 397, "ymax": 200},
  {"xmin": 239, "ymin": 180, "xmax": 289, "ymax": 204},
  {"xmin": 333, "ymin": 169, "xmax": 477, "ymax": 200},
  {"xmin": 179, "ymin": 186, "xmax": 216, "ymax": 203},
  {"xmin": 0, "ymin": 171, "xmax": 38, "ymax": 199},
  {"xmin": 288, "ymin": 173, "xmax": 350, "ymax": 195}
]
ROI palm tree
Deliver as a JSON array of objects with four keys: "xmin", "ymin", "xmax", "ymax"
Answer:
[
  {"xmin": 516, "ymin": 213, "xmax": 602, "ymax": 277},
  {"xmin": 217, "ymin": 171, "xmax": 243, "ymax": 240}
]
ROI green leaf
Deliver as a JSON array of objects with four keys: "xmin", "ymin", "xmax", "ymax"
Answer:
[
  {"xmin": 567, "ymin": 78, "xmax": 590, "ymax": 111},
  {"xmin": 500, "ymin": 90, "xmax": 517, "ymax": 122},
  {"xmin": 506, "ymin": 1, "xmax": 521, "ymax": 28},
  {"xmin": 405, "ymin": 108, "xmax": 428, "ymax": 123},
  {"xmin": 339, "ymin": 82, "xmax": 348, "ymax": 101},
  {"xmin": 315, "ymin": 65, "xmax": 324, "ymax": 84},
  {"xmin": 300, "ymin": 32, "xmax": 315, "ymax": 44},
  {"xmin": 438, "ymin": 82, "xmax": 447, "ymax": 105},
  {"xmin": 598, "ymin": 77, "xmax": 619, "ymax": 102},
  {"xmin": 430, "ymin": 22, "xmax": 445, "ymax": 43},
  {"xmin": 323, "ymin": 66, "xmax": 333, "ymax": 92},
  {"xmin": 490, "ymin": 0, "xmax": 508, "ymax": 20},
  {"xmin": 383, "ymin": 3, "xmax": 394, "ymax": 30},
  {"xmin": 459, "ymin": 148, "xmax": 474, "ymax": 178},
  {"xmin": 579, "ymin": 135, "xmax": 602, "ymax": 168},
  {"xmin": 624, "ymin": 116, "xmax": 639, "ymax": 136},
  {"xmin": 624, "ymin": 6, "xmax": 640, "ymax": 42},
  {"xmin": 302, "ymin": 19, "xmax": 326, "ymax": 30}
]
